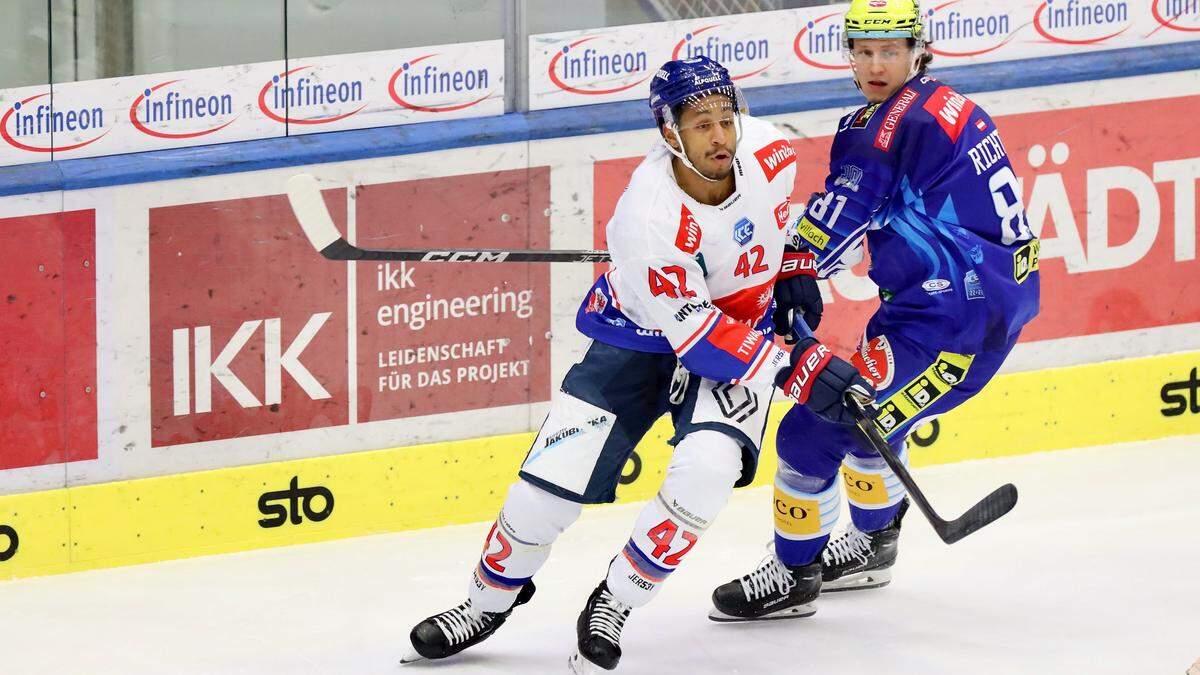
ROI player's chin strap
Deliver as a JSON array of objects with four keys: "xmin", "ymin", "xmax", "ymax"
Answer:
[
  {"xmin": 663, "ymin": 125, "xmax": 720, "ymax": 183},
  {"xmin": 662, "ymin": 114, "xmax": 743, "ymax": 184}
]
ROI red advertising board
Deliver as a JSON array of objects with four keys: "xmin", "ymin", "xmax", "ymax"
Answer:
[
  {"xmin": 0, "ymin": 209, "xmax": 97, "ymax": 469},
  {"xmin": 594, "ymin": 95, "xmax": 1200, "ymax": 354},
  {"xmin": 355, "ymin": 168, "xmax": 552, "ymax": 420},
  {"xmin": 149, "ymin": 192, "xmax": 350, "ymax": 446}
]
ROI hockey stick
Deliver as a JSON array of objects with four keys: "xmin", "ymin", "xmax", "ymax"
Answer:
[
  {"xmin": 285, "ymin": 174, "xmax": 612, "ymax": 263},
  {"xmin": 847, "ymin": 397, "xmax": 1017, "ymax": 545}
]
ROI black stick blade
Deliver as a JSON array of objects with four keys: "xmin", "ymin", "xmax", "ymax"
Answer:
[{"xmin": 938, "ymin": 483, "xmax": 1018, "ymax": 544}]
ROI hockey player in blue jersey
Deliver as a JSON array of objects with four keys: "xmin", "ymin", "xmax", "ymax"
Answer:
[
  {"xmin": 709, "ymin": 0, "xmax": 1040, "ymax": 622},
  {"xmin": 402, "ymin": 56, "xmax": 872, "ymax": 672}
]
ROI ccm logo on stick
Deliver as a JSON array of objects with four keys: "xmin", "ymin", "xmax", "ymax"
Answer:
[{"xmin": 258, "ymin": 477, "xmax": 335, "ymax": 528}]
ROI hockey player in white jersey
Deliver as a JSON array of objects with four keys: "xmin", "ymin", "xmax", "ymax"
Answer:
[{"xmin": 402, "ymin": 56, "xmax": 873, "ymax": 673}]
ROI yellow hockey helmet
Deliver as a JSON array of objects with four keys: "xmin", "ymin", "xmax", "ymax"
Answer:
[{"xmin": 844, "ymin": 0, "xmax": 925, "ymax": 44}]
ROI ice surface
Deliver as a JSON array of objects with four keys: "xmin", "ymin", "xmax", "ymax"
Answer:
[{"xmin": 1, "ymin": 436, "xmax": 1198, "ymax": 675}]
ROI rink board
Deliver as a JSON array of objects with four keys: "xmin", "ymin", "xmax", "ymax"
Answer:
[{"xmin": 0, "ymin": 348, "xmax": 1197, "ymax": 580}]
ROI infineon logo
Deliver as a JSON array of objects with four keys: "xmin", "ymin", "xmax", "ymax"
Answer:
[
  {"xmin": 548, "ymin": 35, "xmax": 650, "ymax": 95},
  {"xmin": 257, "ymin": 66, "xmax": 367, "ymax": 125},
  {"xmin": 388, "ymin": 54, "xmax": 493, "ymax": 112},
  {"xmin": 671, "ymin": 24, "xmax": 776, "ymax": 80},
  {"xmin": 0, "ymin": 93, "xmax": 109, "ymax": 152},
  {"xmin": 1150, "ymin": 0, "xmax": 1200, "ymax": 32},
  {"xmin": 128, "ymin": 79, "xmax": 238, "ymax": 139},
  {"xmin": 793, "ymin": 12, "xmax": 848, "ymax": 71},
  {"xmin": 1033, "ymin": 0, "xmax": 1133, "ymax": 44},
  {"xmin": 925, "ymin": 1, "xmax": 1017, "ymax": 57}
]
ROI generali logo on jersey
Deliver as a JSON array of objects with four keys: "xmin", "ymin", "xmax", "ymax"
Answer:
[
  {"xmin": 676, "ymin": 204, "xmax": 703, "ymax": 254},
  {"xmin": 923, "ymin": 86, "xmax": 976, "ymax": 142},
  {"xmin": 874, "ymin": 88, "xmax": 919, "ymax": 152},
  {"xmin": 1032, "ymin": 0, "xmax": 1134, "ymax": 45},
  {"xmin": 754, "ymin": 139, "xmax": 796, "ymax": 182},
  {"xmin": 924, "ymin": 1, "xmax": 1019, "ymax": 58}
]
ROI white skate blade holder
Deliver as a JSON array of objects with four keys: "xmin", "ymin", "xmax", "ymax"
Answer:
[
  {"xmin": 568, "ymin": 652, "xmax": 607, "ymax": 674},
  {"xmin": 398, "ymin": 646, "xmax": 425, "ymax": 666},
  {"xmin": 707, "ymin": 602, "xmax": 817, "ymax": 623},
  {"xmin": 819, "ymin": 567, "xmax": 893, "ymax": 593}
]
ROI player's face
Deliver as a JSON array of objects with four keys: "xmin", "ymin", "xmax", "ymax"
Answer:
[
  {"xmin": 669, "ymin": 95, "xmax": 738, "ymax": 180},
  {"xmin": 849, "ymin": 38, "xmax": 915, "ymax": 103}
]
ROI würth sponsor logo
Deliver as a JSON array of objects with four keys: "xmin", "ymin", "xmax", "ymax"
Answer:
[
  {"xmin": 793, "ymin": 12, "xmax": 849, "ymax": 70},
  {"xmin": 129, "ymin": 79, "xmax": 238, "ymax": 139},
  {"xmin": 1151, "ymin": 0, "xmax": 1200, "ymax": 31},
  {"xmin": 547, "ymin": 35, "xmax": 650, "ymax": 96},
  {"xmin": 258, "ymin": 477, "xmax": 334, "ymax": 528},
  {"xmin": 671, "ymin": 24, "xmax": 776, "ymax": 80},
  {"xmin": 924, "ymin": 1, "xmax": 1017, "ymax": 57},
  {"xmin": 1, "ymin": 93, "xmax": 109, "ymax": 152},
  {"xmin": 923, "ymin": 86, "xmax": 976, "ymax": 142},
  {"xmin": 874, "ymin": 88, "xmax": 919, "ymax": 152},
  {"xmin": 754, "ymin": 140, "xmax": 796, "ymax": 182},
  {"xmin": 676, "ymin": 204, "xmax": 702, "ymax": 254},
  {"xmin": 258, "ymin": 66, "xmax": 366, "ymax": 125},
  {"xmin": 170, "ymin": 313, "xmax": 333, "ymax": 415},
  {"xmin": 388, "ymin": 54, "xmax": 494, "ymax": 112},
  {"xmin": 1033, "ymin": 0, "xmax": 1133, "ymax": 44}
]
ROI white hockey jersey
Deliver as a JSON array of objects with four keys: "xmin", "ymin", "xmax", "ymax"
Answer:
[{"xmin": 575, "ymin": 115, "xmax": 798, "ymax": 391}]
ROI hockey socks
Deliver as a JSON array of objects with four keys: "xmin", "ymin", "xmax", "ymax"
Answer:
[
  {"xmin": 772, "ymin": 475, "xmax": 840, "ymax": 567},
  {"xmin": 469, "ymin": 480, "xmax": 581, "ymax": 613},
  {"xmin": 843, "ymin": 446, "xmax": 908, "ymax": 532}
]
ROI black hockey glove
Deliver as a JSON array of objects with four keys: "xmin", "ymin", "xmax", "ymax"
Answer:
[
  {"xmin": 772, "ymin": 244, "xmax": 822, "ymax": 344},
  {"xmin": 776, "ymin": 338, "xmax": 875, "ymax": 426}
]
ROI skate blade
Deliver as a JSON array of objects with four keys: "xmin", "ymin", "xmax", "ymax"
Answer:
[
  {"xmin": 398, "ymin": 646, "xmax": 426, "ymax": 665},
  {"xmin": 707, "ymin": 602, "xmax": 816, "ymax": 623},
  {"xmin": 567, "ymin": 652, "xmax": 606, "ymax": 674},
  {"xmin": 821, "ymin": 568, "xmax": 892, "ymax": 593}
]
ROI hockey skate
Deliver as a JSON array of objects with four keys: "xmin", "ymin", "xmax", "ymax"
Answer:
[
  {"xmin": 821, "ymin": 499, "xmax": 908, "ymax": 592},
  {"xmin": 567, "ymin": 581, "xmax": 632, "ymax": 673},
  {"xmin": 400, "ymin": 581, "xmax": 536, "ymax": 664},
  {"xmin": 708, "ymin": 553, "xmax": 821, "ymax": 622}
]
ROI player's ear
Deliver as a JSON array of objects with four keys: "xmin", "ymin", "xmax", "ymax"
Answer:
[{"xmin": 660, "ymin": 124, "xmax": 680, "ymax": 151}]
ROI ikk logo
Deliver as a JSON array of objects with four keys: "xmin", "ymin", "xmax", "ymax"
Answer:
[
  {"xmin": 1033, "ymin": 0, "xmax": 1133, "ymax": 45},
  {"xmin": 793, "ymin": 12, "xmax": 849, "ymax": 70},
  {"xmin": 1151, "ymin": 0, "xmax": 1200, "ymax": 32},
  {"xmin": 258, "ymin": 476, "xmax": 335, "ymax": 528},
  {"xmin": 388, "ymin": 54, "xmax": 494, "ymax": 112},
  {"xmin": 258, "ymin": 66, "xmax": 367, "ymax": 125},
  {"xmin": 170, "ymin": 313, "xmax": 333, "ymax": 415},
  {"xmin": 924, "ymin": 1, "xmax": 1018, "ymax": 58},
  {"xmin": 1, "ymin": 93, "xmax": 109, "ymax": 153},
  {"xmin": 671, "ymin": 24, "xmax": 776, "ymax": 80},
  {"xmin": 128, "ymin": 79, "xmax": 238, "ymax": 139},
  {"xmin": 548, "ymin": 35, "xmax": 650, "ymax": 96}
]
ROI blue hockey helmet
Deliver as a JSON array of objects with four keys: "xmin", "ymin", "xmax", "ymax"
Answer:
[{"xmin": 648, "ymin": 56, "xmax": 744, "ymax": 128}]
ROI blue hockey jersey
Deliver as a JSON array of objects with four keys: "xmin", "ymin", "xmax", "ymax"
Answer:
[{"xmin": 794, "ymin": 74, "xmax": 1040, "ymax": 353}]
